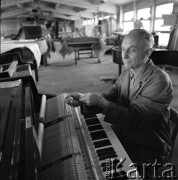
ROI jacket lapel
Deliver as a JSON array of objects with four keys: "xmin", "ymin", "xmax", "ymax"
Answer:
[
  {"xmin": 129, "ymin": 59, "xmax": 155, "ymax": 103},
  {"xmin": 120, "ymin": 70, "xmax": 130, "ymax": 106}
]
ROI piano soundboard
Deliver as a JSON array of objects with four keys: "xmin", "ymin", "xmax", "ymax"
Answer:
[{"xmin": 36, "ymin": 93, "xmax": 134, "ymax": 180}]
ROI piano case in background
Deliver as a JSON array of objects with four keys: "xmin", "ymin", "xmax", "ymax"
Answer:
[
  {"xmin": 13, "ymin": 26, "xmax": 42, "ymax": 40},
  {"xmin": 1, "ymin": 48, "xmax": 38, "ymax": 81},
  {"xmin": 150, "ymin": 50, "xmax": 178, "ymax": 69}
]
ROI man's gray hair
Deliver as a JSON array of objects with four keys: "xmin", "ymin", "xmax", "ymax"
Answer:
[{"xmin": 128, "ymin": 29, "xmax": 155, "ymax": 48}]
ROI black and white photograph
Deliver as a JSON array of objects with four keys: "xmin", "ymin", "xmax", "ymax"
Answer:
[{"xmin": 0, "ymin": 0, "xmax": 178, "ymax": 179}]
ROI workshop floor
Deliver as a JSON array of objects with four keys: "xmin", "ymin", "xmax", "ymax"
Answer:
[{"xmin": 37, "ymin": 41, "xmax": 178, "ymax": 176}]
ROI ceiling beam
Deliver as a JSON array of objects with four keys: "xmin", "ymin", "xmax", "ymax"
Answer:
[
  {"xmin": 41, "ymin": 7, "xmax": 78, "ymax": 16},
  {"xmin": 16, "ymin": 3, "xmax": 23, "ymax": 8},
  {"xmin": 78, "ymin": 11, "xmax": 94, "ymax": 19},
  {"xmin": 1, "ymin": 0, "xmax": 32, "ymax": 8},
  {"xmin": 90, "ymin": 0, "xmax": 104, "ymax": 5},
  {"xmin": 52, "ymin": 14, "xmax": 69, "ymax": 19},
  {"xmin": 40, "ymin": 6, "xmax": 94, "ymax": 18},
  {"xmin": 42, "ymin": 0, "xmax": 116, "ymax": 15},
  {"xmin": 99, "ymin": 3, "xmax": 117, "ymax": 14},
  {"xmin": 1, "ymin": 3, "xmax": 93, "ymax": 20},
  {"xmin": 55, "ymin": 3, "xmax": 60, "ymax": 9},
  {"xmin": 42, "ymin": 0, "xmax": 97, "ymax": 11},
  {"xmin": 1, "ymin": 8, "xmax": 32, "ymax": 19},
  {"xmin": 1, "ymin": 0, "xmax": 116, "ymax": 20},
  {"xmin": 52, "ymin": 13, "xmax": 80, "ymax": 20}
]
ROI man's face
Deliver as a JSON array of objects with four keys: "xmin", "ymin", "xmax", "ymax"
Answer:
[{"xmin": 121, "ymin": 33, "xmax": 148, "ymax": 70}]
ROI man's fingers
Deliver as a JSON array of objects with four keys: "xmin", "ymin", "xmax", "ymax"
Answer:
[
  {"xmin": 66, "ymin": 93, "xmax": 84, "ymax": 100},
  {"xmin": 65, "ymin": 96, "xmax": 82, "ymax": 107},
  {"xmin": 65, "ymin": 93, "xmax": 89, "ymax": 107},
  {"xmin": 65, "ymin": 97, "xmax": 72, "ymax": 103}
]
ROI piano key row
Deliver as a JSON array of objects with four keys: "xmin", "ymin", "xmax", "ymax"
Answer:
[{"xmin": 77, "ymin": 111, "xmax": 131, "ymax": 179}]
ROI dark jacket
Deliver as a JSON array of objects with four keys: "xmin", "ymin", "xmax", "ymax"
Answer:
[{"xmin": 102, "ymin": 59, "xmax": 173, "ymax": 164}]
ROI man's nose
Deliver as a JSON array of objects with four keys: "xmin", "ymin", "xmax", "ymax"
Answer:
[{"xmin": 122, "ymin": 50, "xmax": 129, "ymax": 59}]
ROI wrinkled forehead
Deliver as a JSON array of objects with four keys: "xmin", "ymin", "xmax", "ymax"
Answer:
[{"xmin": 122, "ymin": 33, "xmax": 150, "ymax": 49}]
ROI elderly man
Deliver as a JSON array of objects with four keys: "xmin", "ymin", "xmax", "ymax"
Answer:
[{"xmin": 65, "ymin": 29, "xmax": 173, "ymax": 176}]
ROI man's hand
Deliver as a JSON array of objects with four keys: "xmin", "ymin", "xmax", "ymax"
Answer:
[
  {"xmin": 80, "ymin": 93, "xmax": 109, "ymax": 108},
  {"xmin": 65, "ymin": 93, "xmax": 109, "ymax": 109},
  {"xmin": 65, "ymin": 93, "xmax": 85, "ymax": 107}
]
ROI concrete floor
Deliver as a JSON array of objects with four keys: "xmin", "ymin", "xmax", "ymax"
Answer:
[{"xmin": 37, "ymin": 42, "xmax": 178, "ymax": 177}]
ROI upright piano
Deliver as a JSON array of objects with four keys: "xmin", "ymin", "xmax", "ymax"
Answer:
[
  {"xmin": 13, "ymin": 26, "xmax": 42, "ymax": 40},
  {"xmin": 0, "ymin": 75, "xmax": 134, "ymax": 180},
  {"xmin": 150, "ymin": 49, "xmax": 178, "ymax": 70}
]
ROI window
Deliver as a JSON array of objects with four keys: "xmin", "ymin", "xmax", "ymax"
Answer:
[
  {"xmin": 123, "ymin": 22, "xmax": 134, "ymax": 32},
  {"xmin": 137, "ymin": 8, "xmax": 151, "ymax": 31},
  {"xmin": 94, "ymin": 18, "xmax": 98, "ymax": 26},
  {"xmin": 137, "ymin": 8, "xmax": 151, "ymax": 19},
  {"xmin": 82, "ymin": 19, "xmax": 96, "ymax": 26},
  {"xmin": 154, "ymin": 19, "xmax": 172, "ymax": 31},
  {"xmin": 154, "ymin": 3, "xmax": 173, "ymax": 46},
  {"xmin": 86, "ymin": 20, "xmax": 90, "ymax": 25},
  {"xmin": 124, "ymin": 11, "xmax": 134, "ymax": 21},
  {"xmin": 157, "ymin": 32, "xmax": 170, "ymax": 46},
  {"xmin": 113, "ymin": 15, "xmax": 117, "ymax": 20},
  {"xmin": 82, "ymin": 20, "xmax": 87, "ymax": 26},
  {"xmin": 142, "ymin": 20, "xmax": 151, "ymax": 31},
  {"xmin": 123, "ymin": 11, "xmax": 134, "ymax": 32},
  {"xmin": 154, "ymin": 3, "xmax": 173, "ymax": 32},
  {"xmin": 155, "ymin": 3, "xmax": 173, "ymax": 18}
]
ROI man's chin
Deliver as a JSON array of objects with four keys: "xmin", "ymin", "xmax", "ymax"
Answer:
[{"xmin": 123, "ymin": 63, "xmax": 131, "ymax": 69}]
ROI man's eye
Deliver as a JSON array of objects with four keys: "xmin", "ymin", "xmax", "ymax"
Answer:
[{"xmin": 129, "ymin": 47, "xmax": 137, "ymax": 52}]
